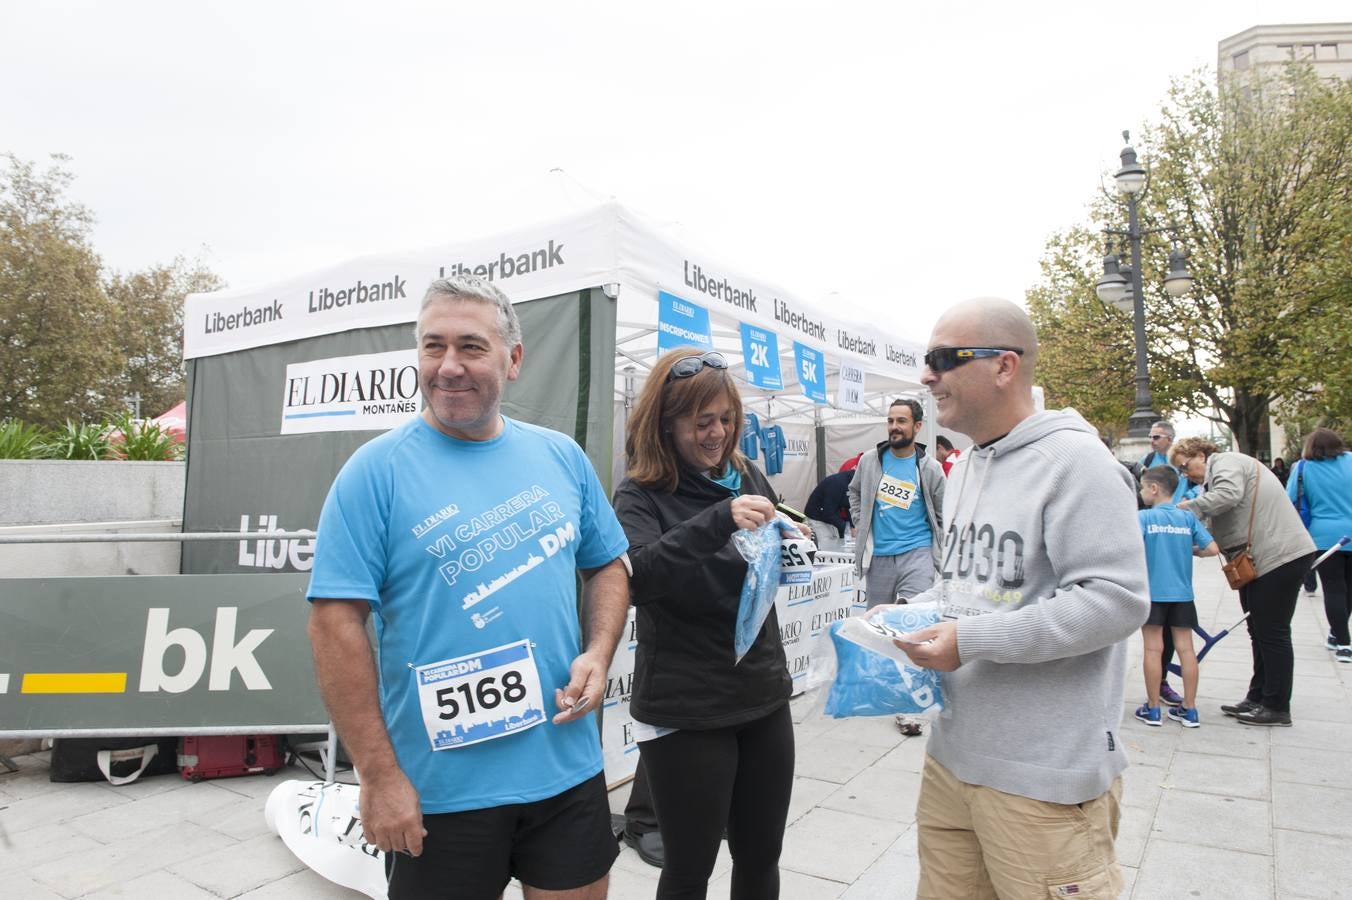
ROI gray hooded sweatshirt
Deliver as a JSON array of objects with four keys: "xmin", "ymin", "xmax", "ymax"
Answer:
[{"xmin": 908, "ymin": 409, "xmax": 1150, "ymax": 805}]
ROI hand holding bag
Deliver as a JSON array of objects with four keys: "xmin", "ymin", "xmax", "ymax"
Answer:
[{"xmin": 1220, "ymin": 460, "xmax": 1261, "ymax": 590}]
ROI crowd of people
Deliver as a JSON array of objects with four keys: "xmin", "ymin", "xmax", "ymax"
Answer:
[{"xmin": 303, "ymin": 273, "xmax": 1350, "ymax": 899}]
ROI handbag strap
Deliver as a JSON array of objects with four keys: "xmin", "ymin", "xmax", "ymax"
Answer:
[{"xmin": 1241, "ymin": 458, "xmax": 1260, "ymax": 549}]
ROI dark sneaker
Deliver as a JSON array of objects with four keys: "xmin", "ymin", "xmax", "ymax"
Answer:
[
  {"xmin": 1220, "ymin": 699, "xmax": 1261, "ymax": 717},
  {"xmin": 1135, "ymin": 703, "xmax": 1161, "ymax": 726},
  {"xmin": 622, "ymin": 829, "xmax": 665, "ymax": 868},
  {"xmin": 1328, "ymin": 633, "xmax": 1339, "ymax": 650},
  {"xmin": 1235, "ymin": 706, "xmax": 1292, "ymax": 727},
  {"xmin": 1159, "ymin": 681, "xmax": 1184, "ymax": 706},
  {"xmin": 1336, "ymin": 647, "xmax": 1352, "ymax": 664},
  {"xmin": 1167, "ymin": 705, "xmax": 1200, "ymax": 728}
]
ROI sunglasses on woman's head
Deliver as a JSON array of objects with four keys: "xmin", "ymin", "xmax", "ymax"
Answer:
[
  {"xmin": 922, "ymin": 346, "xmax": 1024, "ymax": 373},
  {"xmin": 666, "ymin": 352, "xmax": 729, "ymax": 382}
]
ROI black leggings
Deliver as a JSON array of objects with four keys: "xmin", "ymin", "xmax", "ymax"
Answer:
[
  {"xmin": 1239, "ymin": 552, "xmax": 1317, "ymax": 712},
  {"xmin": 1318, "ymin": 551, "xmax": 1352, "ymax": 646},
  {"xmin": 638, "ymin": 704, "xmax": 795, "ymax": 899}
]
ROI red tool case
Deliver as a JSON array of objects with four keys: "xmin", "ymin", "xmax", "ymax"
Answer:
[{"xmin": 178, "ymin": 736, "xmax": 285, "ymax": 781}]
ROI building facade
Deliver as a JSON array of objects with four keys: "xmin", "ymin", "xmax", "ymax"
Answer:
[{"xmin": 1219, "ymin": 23, "xmax": 1352, "ymax": 82}]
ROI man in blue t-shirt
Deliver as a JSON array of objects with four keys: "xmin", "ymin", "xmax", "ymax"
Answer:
[
  {"xmin": 1134, "ymin": 466, "xmax": 1218, "ymax": 729},
  {"xmin": 847, "ymin": 398, "xmax": 946, "ymax": 736},
  {"xmin": 307, "ymin": 275, "xmax": 629, "ymax": 899},
  {"xmin": 849, "ymin": 398, "xmax": 945, "ymax": 610}
]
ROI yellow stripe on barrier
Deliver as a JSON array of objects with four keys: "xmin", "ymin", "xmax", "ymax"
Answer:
[{"xmin": 21, "ymin": 672, "xmax": 128, "ymax": 694}]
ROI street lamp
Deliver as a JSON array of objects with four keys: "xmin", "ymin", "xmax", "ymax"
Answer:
[{"xmin": 1094, "ymin": 130, "xmax": 1192, "ymax": 440}]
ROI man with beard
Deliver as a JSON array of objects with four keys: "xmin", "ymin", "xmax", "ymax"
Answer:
[
  {"xmin": 307, "ymin": 275, "xmax": 630, "ymax": 899},
  {"xmin": 849, "ymin": 397, "xmax": 946, "ymax": 610}
]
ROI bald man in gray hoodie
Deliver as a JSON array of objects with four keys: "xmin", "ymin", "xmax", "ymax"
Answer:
[{"xmin": 891, "ymin": 298, "xmax": 1149, "ymax": 900}]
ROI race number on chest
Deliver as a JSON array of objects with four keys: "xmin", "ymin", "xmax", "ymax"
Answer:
[
  {"xmin": 876, "ymin": 473, "xmax": 917, "ymax": 510},
  {"xmin": 414, "ymin": 639, "xmax": 546, "ymax": 751}
]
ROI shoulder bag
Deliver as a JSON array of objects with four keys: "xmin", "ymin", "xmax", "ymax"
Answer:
[
  {"xmin": 1220, "ymin": 459, "xmax": 1260, "ymax": 590},
  {"xmin": 1293, "ymin": 459, "xmax": 1312, "ymax": 527}
]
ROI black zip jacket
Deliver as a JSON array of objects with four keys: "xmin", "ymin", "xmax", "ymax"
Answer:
[{"xmin": 612, "ymin": 463, "xmax": 792, "ymax": 730}]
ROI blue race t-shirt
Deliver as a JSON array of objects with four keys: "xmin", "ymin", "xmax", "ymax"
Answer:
[
  {"xmin": 871, "ymin": 451, "xmax": 932, "ymax": 556},
  {"xmin": 740, "ymin": 413, "xmax": 761, "ymax": 460},
  {"xmin": 1142, "ymin": 451, "xmax": 1171, "ymax": 470},
  {"xmin": 1289, "ymin": 453, "xmax": 1352, "ymax": 550},
  {"xmin": 761, "ymin": 425, "xmax": 786, "ymax": 475},
  {"xmin": 1174, "ymin": 477, "xmax": 1201, "ymax": 504},
  {"xmin": 306, "ymin": 416, "xmax": 628, "ymax": 813},
  {"xmin": 1138, "ymin": 504, "xmax": 1213, "ymax": 602}
]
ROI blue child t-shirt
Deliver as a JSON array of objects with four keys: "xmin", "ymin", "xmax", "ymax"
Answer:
[
  {"xmin": 871, "ymin": 452, "xmax": 932, "ymax": 557},
  {"xmin": 1138, "ymin": 503, "xmax": 1214, "ymax": 603},
  {"xmin": 761, "ymin": 424, "xmax": 786, "ymax": 475},
  {"xmin": 740, "ymin": 413, "xmax": 761, "ymax": 460},
  {"xmin": 306, "ymin": 416, "xmax": 629, "ymax": 813}
]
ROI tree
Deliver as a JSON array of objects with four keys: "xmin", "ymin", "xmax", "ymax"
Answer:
[
  {"xmin": 1025, "ymin": 227, "xmax": 1140, "ymax": 442},
  {"xmin": 106, "ymin": 257, "xmax": 223, "ymax": 419},
  {"xmin": 1, "ymin": 153, "xmax": 225, "ymax": 426},
  {"xmin": 1029, "ymin": 65, "xmax": 1352, "ymax": 454},
  {"xmin": 0, "ymin": 154, "xmax": 123, "ymax": 427}
]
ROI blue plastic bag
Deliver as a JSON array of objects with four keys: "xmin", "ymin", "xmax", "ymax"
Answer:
[
  {"xmin": 824, "ymin": 603, "xmax": 945, "ymax": 718},
  {"xmin": 733, "ymin": 517, "xmax": 800, "ymax": 663}
]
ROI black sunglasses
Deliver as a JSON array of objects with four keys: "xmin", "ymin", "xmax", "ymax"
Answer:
[
  {"xmin": 923, "ymin": 346, "xmax": 1024, "ymax": 373},
  {"xmin": 666, "ymin": 351, "xmax": 729, "ymax": 382}
]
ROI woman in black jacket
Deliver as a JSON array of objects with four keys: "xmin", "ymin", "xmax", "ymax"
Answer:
[{"xmin": 613, "ymin": 347, "xmax": 799, "ymax": 899}]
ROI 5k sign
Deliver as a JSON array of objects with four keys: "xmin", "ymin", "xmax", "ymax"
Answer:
[
  {"xmin": 793, "ymin": 341, "xmax": 827, "ymax": 404},
  {"xmin": 0, "ymin": 574, "xmax": 328, "ymax": 736}
]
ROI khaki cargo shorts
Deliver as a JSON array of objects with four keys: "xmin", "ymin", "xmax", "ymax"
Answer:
[{"xmin": 916, "ymin": 755, "xmax": 1123, "ymax": 899}]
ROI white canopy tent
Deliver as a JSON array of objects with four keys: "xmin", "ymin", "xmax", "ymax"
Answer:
[{"xmin": 183, "ymin": 191, "xmax": 935, "ymax": 512}]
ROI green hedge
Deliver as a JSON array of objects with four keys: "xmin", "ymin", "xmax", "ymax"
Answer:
[{"xmin": 0, "ymin": 412, "xmax": 183, "ymax": 461}]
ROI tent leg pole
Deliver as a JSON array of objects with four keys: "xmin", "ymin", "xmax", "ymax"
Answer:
[
  {"xmin": 814, "ymin": 409, "xmax": 827, "ymax": 484},
  {"xmin": 324, "ymin": 723, "xmax": 338, "ymax": 783}
]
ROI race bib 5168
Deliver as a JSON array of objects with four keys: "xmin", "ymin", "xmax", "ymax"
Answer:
[{"xmin": 414, "ymin": 639, "xmax": 546, "ymax": 751}]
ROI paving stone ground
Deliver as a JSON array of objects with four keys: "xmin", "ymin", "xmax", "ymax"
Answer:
[{"xmin": 3, "ymin": 559, "xmax": 1348, "ymax": 898}]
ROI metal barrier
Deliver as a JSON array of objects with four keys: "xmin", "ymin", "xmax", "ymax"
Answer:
[
  {"xmin": 812, "ymin": 550, "xmax": 857, "ymax": 566},
  {"xmin": 1, "ymin": 529, "xmax": 338, "ymax": 780}
]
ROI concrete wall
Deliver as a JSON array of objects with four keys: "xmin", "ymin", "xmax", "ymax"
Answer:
[
  {"xmin": 0, "ymin": 460, "xmax": 185, "ymax": 526},
  {"xmin": 0, "ymin": 460, "xmax": 185, "ymax": 576}
]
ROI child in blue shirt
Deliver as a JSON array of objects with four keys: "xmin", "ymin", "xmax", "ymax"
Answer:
[{"xmin": 1135, "ymin": 466, "xmax": 1219, "ymax": 728}]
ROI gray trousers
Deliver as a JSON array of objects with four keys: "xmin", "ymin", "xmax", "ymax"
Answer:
[{"xmin": 865, "ymin": 546, "xmax": 936, "ymax": 609}]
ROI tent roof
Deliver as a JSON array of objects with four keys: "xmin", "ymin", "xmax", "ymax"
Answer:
[{"xmin": 184, "ymin": 190, "xmax": 930, "ymax": 424}]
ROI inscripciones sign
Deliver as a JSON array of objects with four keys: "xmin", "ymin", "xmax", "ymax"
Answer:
[{"xmin": 656, "ymin": 290, "xmax": 713, "ymax": 353}]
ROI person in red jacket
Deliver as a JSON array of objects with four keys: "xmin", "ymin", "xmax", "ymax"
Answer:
[{"xmin": 934, "ymin": 434, "xmax": 960, "ymax": 476}]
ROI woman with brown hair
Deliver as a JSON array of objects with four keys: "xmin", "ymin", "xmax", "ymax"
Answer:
[
  {"xmin": 612, "ymin": 347, "xmax": 800, "ymax": 898},
  {"xmin": 1290, "ymin": 428, "xmax": 1352, "ymax": 662},
  {"xmin": 1174, "ymin": 437, "xmax": 1316, "ymax": 726}
]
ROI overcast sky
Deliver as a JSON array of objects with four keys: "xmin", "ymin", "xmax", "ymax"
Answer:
[{"xmin": 5, "ymin": 0, "xmax": 1349, "ymax": 341}]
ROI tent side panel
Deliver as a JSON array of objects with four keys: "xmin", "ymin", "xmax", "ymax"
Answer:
[{"xmin": 181, "ymin": 291, "xmax": 615, "ymax": 574}]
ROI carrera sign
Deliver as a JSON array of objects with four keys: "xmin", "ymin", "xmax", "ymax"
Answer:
[{"xmin": 281, "ymin": 348, "xmax": 420, "ymax": 434}]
